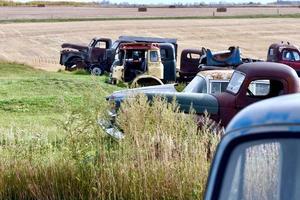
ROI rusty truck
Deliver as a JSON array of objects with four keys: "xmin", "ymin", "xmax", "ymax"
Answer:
[
  {"xmin": 267, "ymin": 42, "xmax": 300, "ymax": 76},
  {"xmin": 106, "ymin": 61, "xmax": 300, "ymax": 132}
]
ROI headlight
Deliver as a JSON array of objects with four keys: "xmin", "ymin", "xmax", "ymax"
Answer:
[{"xmin": 108, "ymin": 99, "xmax": 117, "ymax": 117}]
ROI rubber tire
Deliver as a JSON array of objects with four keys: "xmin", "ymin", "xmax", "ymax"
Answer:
[
  {"xmin": 65, "ymin": 57, "xmax": 82, "ymax": 71},
  {"xmin": 91, "ymin": 67, "xmax": 103, "ymax": 76}
]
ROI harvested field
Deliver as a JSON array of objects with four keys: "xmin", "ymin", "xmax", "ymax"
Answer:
[
  {"xmin": 0, "ymin": 18, "xmax": 300, "ymax": 71},
  {"xmin": 0, "ymin": 6, "xmax": 300, "ymax": 20}
]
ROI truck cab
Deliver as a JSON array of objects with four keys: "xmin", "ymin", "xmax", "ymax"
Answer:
[
  {"xmin": 110, "ymin": 43, "xmax": 165, "ymax": 86},
  {"xmin": 205, "ymin": 93, "xmax": 300, "ymax": 200},
  {"xmin": 141, "ymin": 62, "xmax": 299, "ymax": 127},
  {"xmin": 267, "ymin": 42, "xmax": 300, "ymax": 76},
  {"xmin": 212, "ymin": 62, "xmax": 300, "ymax": 126},
  {"xmin": 179, "ymin": 49, "xmax": 203, "ymax": 81}
]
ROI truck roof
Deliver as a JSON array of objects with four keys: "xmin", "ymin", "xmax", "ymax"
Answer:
[
  {"xmin": 237, "ymin": 62, "xmax": 298, "ymax": 81},
  {"xmin": 226, "ymin": 93, "xmax": 300, "ymax": 133},
  {"xmin": 269, "ymin": 42, "xmax": 299, "ymax": 51},
  {"xmin": 120, "ymin": 43, "xmax": 160, "ymax": 50},
  {"xmin": 119, "ymin": 36, "xmax": 177, "ymax": 44}
]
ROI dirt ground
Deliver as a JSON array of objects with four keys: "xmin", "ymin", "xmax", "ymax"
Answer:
[
  {"xmin": 0, "ymin": 18, "xmax": 300, "ymax": 71},
  {"xmin": 1, "ymin": 6, "xmax": 300, "ymax": 20}
]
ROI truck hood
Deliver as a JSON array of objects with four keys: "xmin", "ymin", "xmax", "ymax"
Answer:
[
  {"xmin": 108, "ymin": 88, "xmax": 219, "ymax": 115},
  {"xmin": 145, "ymin": 92, "xmax": 219, "ymax": 114},
  {"xmin": 61, "ymin": 43, "xmax": 88, "ymax": 51},
  {"xmin": 107, "ymin": 84, "xmax": 177, "ymax": 101}
]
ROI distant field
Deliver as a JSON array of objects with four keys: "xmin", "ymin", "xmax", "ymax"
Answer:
[
  {"xmin": 0, "ymin": 6, "xmax": 300, "ymax": 20},
  {"xmin": 0, "ymin": 18, "xmax": 300, "ymax": 71}
]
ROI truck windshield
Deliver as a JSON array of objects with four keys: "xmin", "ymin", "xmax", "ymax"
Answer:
[
  {"xmin": 183, "ymin": 76, "xmax": 207, "ymax": 93},
  {"xmin": 219, "ymin": 138, "xmax": 300, "ymax": 200},
  {"xmin": 111, "ymin": 41, "xmax": 119, "ymax": 50},
  {"xmin": 226, "ymin": 71, "xmax": 246, "ymax": 94},
  {"xmin": 88, "ymin": 39, "xmax": 95, "ymax": 47}
]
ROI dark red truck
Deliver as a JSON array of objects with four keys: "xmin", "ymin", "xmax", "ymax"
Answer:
[
  {"xmin": 267, "ymin": 42, "xmax": 300, "ymax": 76},
  {"xmin": 107, "ymin": 62, "xmax": 300, "ymax": 130}
]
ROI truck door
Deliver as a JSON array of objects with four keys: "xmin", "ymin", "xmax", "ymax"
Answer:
[
  {"xmin": 160, "ymin": 44, "xmax": 176, "ymax": 82},
  {"xmin": 280, "ymin": 49, "xmax": 300, "ymax": 76},
  {"xmin": 236, "ymin": 79, "xmax": 287, "ymax": 111},
  {"xmin": 89, "ymin": 39, "xmax": 112, "ymax": 63}
]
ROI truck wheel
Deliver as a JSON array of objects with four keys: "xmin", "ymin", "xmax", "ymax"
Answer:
[
  {"xmin": 65, "ymin": 57, "xmax": 82, "ymax": 71},
  {"xmin": 91, "ymin": 67, "xmax": 103, "ymax": 76}
]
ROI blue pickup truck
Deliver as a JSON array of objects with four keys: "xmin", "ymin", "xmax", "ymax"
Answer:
[{"xmin": 205, "ymin": 93, "xmax": 300, "ymax": 200}]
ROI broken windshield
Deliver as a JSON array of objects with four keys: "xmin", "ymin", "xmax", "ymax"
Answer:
[{"xmin": 226, "ymin": 71, "xmax": 246, "ymax": 94}]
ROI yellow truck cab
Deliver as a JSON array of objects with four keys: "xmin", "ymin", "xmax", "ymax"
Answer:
[{"xmin": 110, "ymin": 43, "xmax": 164, "ymax": 86}]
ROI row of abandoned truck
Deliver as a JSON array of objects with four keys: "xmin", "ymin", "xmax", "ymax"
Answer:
[
  {"xmin": 61, "ymin": 36, "xmax": 300, "ymax": 199},
  {"xmin": 60, "ymin": 36, "xmax": 300, "ymax": 85}
]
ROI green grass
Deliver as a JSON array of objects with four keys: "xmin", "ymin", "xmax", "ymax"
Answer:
[
  {"xmin": 0, "ymin": 62, "xmax": 220, "ymax": 199},
  {"xmin": 1, "ymin": 13, "xmax": 300, "ymax": 24},
  {"xmin": 0, "ymin": 61, "xmax": 117, "ymax": 129}
]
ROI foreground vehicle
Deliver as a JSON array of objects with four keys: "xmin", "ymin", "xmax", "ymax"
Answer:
[
  {"xmin": 267, "ymin": 42, "xmax": 300, "ymax": 75},
  {"xmin": 107, "ymin": 62, "xmax": 299, "ymax": 128},
  {"xmin": 205, "ymin": 93, "xmax": 300, "ymax": 200},
  {"xmin": 101, "ymin": 69, "xmax": 233, "ymax": 139}
]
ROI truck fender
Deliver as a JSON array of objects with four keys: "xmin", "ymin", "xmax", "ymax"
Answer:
[{"xmin": 131, "ymin": 75, "xmax": 164, "ymax": 87}]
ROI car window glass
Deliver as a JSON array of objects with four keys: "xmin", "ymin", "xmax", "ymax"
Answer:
[
  {"xmin": 293, "ymin": 51, "xmax": 300, "ymax": 61},
  {"xmin": 183, "ymin": 76, "xmax": 207, "ymax": 93},
  {"xmin": 160, "ymin": 49, "xmax": 167, "ymax": 60},
  {"xmin": 89, "ymin": 39, "xmax": 95, "ymax": 47},
  {"xmin": 210, "ymin": 81, "xmax": 229, "ymax": 94},
  {"xmin": 269, "ymin": 48, "xmax": 274, "ymax": 56},
  {"xmin": 187, "ymin": 53, "xmax": 201, "ymax": 60},
  {"xmin": 226, "ymin": 71, "xmax": 246, "ymax": 94},
  {"xmin": 282, "ymin": 50, "xmax": 300, "ymax": 61},
  {"xmin": 95, "ymin": 41, "xmax": 106, "ymax": 49},
  {"xmin": 247, "ymin": 80, "xmax": 270, "ymax": 96},
  {"xmin": 150, "ymin": 51, "xmax": 158, "ymax": 62},
  {"xmin": 247, "ymin": 80, "xmax": 284, "ymax": 97},
  {"xmin": 219, "ymin": 139, "xmax": 300, "ymax": 200},
  {"xmin": 111, "ymin": 42, "xmax": 119, "ymax": 50}
]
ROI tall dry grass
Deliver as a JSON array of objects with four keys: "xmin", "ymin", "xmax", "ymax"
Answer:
[{"xmin": 0, "ymin": 94, "xmax": 221, "ymax": 199}]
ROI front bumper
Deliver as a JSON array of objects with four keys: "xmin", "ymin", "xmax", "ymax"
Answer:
[{"xmin": 98, "ymin": 111, "xmax": 124, "ymax": 140}]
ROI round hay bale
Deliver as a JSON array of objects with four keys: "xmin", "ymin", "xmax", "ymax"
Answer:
[
  {"xmin": 216, "ymin": 7, "xmax": 227, "ymax": 12},
  {"xmin": 138, "ymin": 7, "xmax": 147, "ymax": 12}
]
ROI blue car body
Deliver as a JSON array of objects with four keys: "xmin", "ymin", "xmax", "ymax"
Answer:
[
  {"xmin": 206, "ymin": 47, "xmax": 242, "ymax": 67},
  {"xmin": 205, "ymin": 93, "xmax": 300, "ymax": 200}
]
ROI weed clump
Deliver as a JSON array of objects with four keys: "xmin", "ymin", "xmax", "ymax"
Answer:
[{"xmin": 0, "ymin": 93, "xmax": 221, "ymax": 200}]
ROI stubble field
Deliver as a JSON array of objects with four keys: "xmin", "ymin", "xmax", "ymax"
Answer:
[
  {"xmin": 1, "ymin": 6, "xmax": 300, "ymax": 20},
  {"xmin": 0, "ymin": 17, "xmax": 300, "ymax": 71}
]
